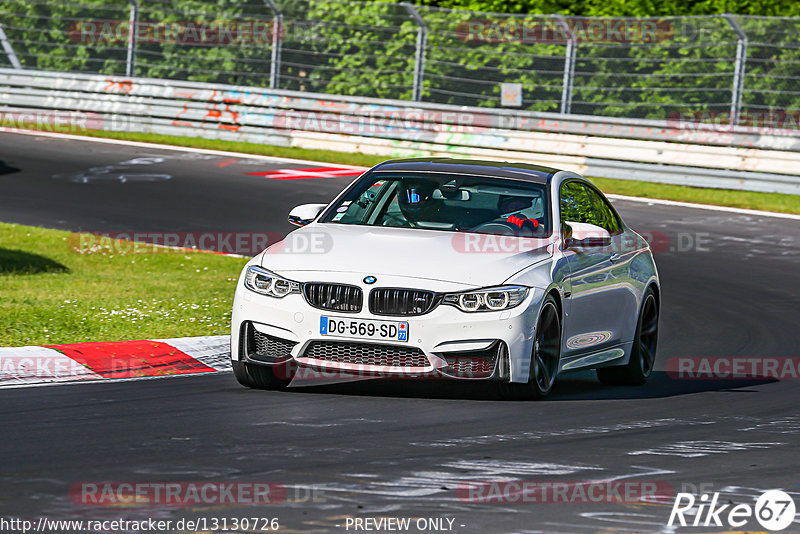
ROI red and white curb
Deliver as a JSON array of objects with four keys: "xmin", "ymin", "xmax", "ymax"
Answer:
[{"xmin": 0, "ymin": 335, "xmax": 231, "ymax": 387}]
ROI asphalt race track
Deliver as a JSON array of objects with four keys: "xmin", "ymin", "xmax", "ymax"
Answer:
[{"xmin": 1, "ymin": 131, "xmax": 799, "ymax": 533}]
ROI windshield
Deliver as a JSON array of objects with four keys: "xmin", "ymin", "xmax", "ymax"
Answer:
[{"xmin": 320, "ymin": 173, "xmax": 551, "ymax": 236}]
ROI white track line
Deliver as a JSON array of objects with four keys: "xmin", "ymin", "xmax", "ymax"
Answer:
[
  {"xmin": 607, "ymin": 193, "xmax": 800, "ymax": 221},
  {"xmin": 0, "ymin": 128, "xmax": 367, "ymax": 169},
  {"xmin": 2, "ymin": 128, "xmax": 798, "ymax": 220}
]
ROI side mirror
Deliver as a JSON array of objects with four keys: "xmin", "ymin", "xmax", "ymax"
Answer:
[
  {"xmin": 562, "ymin": 221, "xmax": 612, "ymax": 248},
  {"xmin": 288, "ymin": 203, "xmax": 327, "ymax": 227}
]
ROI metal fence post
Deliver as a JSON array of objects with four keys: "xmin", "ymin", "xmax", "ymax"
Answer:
[
  {"xmin": 0, "ymin": 22, "xmax": 23, "ymax": 69},
  {"xmin": 126, "ymin": 0, "xmax": 139, "ymax": 76},
  {"xmin": 264, "ymin": 0, "xmax": 282, "ymax": 90},
  {"xmin": 554, "ymin": 15, "xmax": 576, "ymax": 115},
  {"xmin": 402, "ymin": 3, "xmax": 427, "ymax": 102},
  {"xmin": 723, "ymin": 13, "xmax": 747, "ymax": 126}
]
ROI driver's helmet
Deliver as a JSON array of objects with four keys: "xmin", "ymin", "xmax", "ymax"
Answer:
[
  {"xmin": 498, "ymin": 196, "xmax": 533, "ymax": 215},
  {"xmin": 397, "ymin": 179, "xmax": 439, "ymax": 221}
]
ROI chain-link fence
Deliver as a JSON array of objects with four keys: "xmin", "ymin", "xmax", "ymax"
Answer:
[{"xmin": 2, "ymin": 0, "xmax": 799, "ymax": 126}]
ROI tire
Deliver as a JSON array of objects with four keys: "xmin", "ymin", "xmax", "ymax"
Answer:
[
  {"xmin": 232, "ymin": 360, "xmax": 293, "ymax": 390},
  {"xmin": 597, "ymin": 287, "xmax": 659, "ymax": 386},
  {"xmin": 498, "ymin": 294, "xmax": 562, "ymax": 400}
]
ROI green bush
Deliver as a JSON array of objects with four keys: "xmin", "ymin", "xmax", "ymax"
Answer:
[{"xmin": 1, "ymin": 0, "xmax": 798, "ymax": 122}]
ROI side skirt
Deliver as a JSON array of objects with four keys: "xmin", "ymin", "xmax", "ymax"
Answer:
[{"xmin": 558, "ymin": 341, "xmax": 633, "ymax": 373}]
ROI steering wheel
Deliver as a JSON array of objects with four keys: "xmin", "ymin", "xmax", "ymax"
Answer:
[
  {"xmin": 469, "ymin": 221, "xmax": 520, "ymax": 236},
  {"xmin": 381, "ymin": 213, "xmax": 411, "ymax": 227}
]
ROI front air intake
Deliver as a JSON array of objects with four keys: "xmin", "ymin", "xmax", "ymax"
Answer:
[{"xmin": 302, "ymin": 341, "xmax": 429, "ymax": 368}]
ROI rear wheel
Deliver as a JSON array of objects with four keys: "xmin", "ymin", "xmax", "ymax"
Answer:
[
  {"xmin": 498, "ymin": 295, "xmax": 561, "ymax": 400},
  {"xmin": 232, "ymin": 360, "xmax": 293, "ymax": 390},
  {"xmin": 597, "ymin": 287, "xmax": 658, "ymax": 386}
]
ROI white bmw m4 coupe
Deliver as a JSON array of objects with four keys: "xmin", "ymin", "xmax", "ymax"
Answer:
[{"xmin": 231, "ymin": 158, "xmax": 660, "ymax": 399}]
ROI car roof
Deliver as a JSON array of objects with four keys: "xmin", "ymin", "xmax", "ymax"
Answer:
[{"xmin": 371, "ymin": 158, "xmax": 560, "ymax": 184}]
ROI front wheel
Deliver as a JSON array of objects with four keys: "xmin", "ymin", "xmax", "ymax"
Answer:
[
  {"xmin": 232, "ymin": 360, "xmax": 293, "ymax": 390},
  {"xmin": 597, "ymin": 287, "xmax": 658, "ymax": 386},
  {"xmin": 498, "ymin": 294, "xmax": 561, "ymax": 400}
]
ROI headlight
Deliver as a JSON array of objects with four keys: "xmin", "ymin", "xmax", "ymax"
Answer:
[
  {"xmin": 244, "ymin": 266, "xmax": 300, "ymax": 298},
  {"xmin": 443, "ymin": 286, "xmax": 528, "ymax": 312}
]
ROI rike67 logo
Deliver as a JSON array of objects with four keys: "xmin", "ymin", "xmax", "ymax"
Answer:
[{"xmin": 669, "ymin": 490, "xmax": 796, "ymax": 531}]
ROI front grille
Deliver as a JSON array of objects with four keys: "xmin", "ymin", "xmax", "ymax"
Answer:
[
  {"xmin": 303, "ymin": 283, "xmax": 362, "ymax": 313},
  {"xmin": 302, "ymin": 341, "xmax": 429, "ymax": 368},
  {"xmin": 440, "ymin": 342, "xmax": 501, "ymax": 379},
  {"xmin": 244, "ymin": 323, "xmax": 296, "ymax": 362},
  {"xmin": 369, "ymin": 288, "xmax": 438, "ymax": 316}
]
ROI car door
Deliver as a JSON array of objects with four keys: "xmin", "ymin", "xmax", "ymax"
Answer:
[
  {"xmin": 559, "ymin": 181, "xmax": 618, "ymax": 361},
  {"xmin": 583, "ymin": 184, "xmax": 640, "ymax": 346}
]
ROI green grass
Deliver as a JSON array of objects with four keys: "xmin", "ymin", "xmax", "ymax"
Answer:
[
  {"xmin": 590, "ymin": 177, "xmax": 800, "ymax": 214},
  {"xmin": 0, "ymin": 222, "xmax": 248, "ymax": 346},
  {"xmin": 28, "ymin": 126, "xmax": 797, "ymax": 215}
]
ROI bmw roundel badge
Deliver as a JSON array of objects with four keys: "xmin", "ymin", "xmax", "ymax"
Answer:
[{"xmin": 363, "ymin": 276, "xmax": 377, "ymax": 284}]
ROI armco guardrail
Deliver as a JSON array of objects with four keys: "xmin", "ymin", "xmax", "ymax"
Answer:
[{"xmin": 1, "ymin": 68, "xmax": 799, "ymax": 195}]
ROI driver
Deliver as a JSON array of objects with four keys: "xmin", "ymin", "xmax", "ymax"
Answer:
[
  {"xmin": 499, "ymin": 196, "xmax": 540, "ymax": 235},
  {"xmin": 396, "ymin": 179, "xmax": 442, "ymax": 223}
]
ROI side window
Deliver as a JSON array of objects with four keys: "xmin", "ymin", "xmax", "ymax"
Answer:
[
  {"xmin": 559, "ymin": 181, "xmax": 597, "ymax": 225},
  {"xmin": 585, "ymin": 186, "xmax": 622, "ymax": 234}
]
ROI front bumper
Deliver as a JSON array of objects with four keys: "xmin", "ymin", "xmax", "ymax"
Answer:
[{"xmin": 231, "ymin": 280, "xmax": 543, "ymax": 383}]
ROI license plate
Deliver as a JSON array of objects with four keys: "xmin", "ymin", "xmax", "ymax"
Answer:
[{"xmin": 320, "ymin": 316, "xmax": 408, "ymax": 342}]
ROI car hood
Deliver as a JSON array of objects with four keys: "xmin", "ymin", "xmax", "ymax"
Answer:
[{"xmin": 259, "ymin": 224, "xmax": 553, "ymax": 287}]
